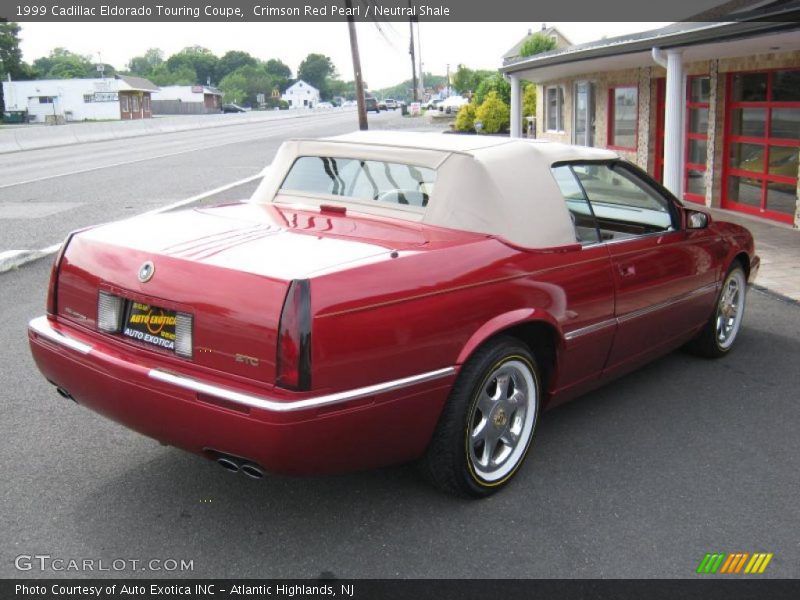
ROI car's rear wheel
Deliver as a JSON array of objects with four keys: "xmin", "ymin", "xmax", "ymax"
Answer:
[
  {"xmin": 421, "ymin": 337, "xmax": 540, "ymax": 497},
  {"xmin": 686, "ymin": 262, "xmax": 748, "ymax": 358}
]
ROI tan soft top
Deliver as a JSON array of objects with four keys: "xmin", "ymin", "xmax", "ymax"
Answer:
[{"xmin": 249, "ymin": 131, "xmax": 619, "ymax": 248}]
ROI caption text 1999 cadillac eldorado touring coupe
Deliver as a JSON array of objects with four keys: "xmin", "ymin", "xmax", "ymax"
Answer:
[{"xmin": 28, "ymin": 132, "xmax": 759, "ymax": 496}]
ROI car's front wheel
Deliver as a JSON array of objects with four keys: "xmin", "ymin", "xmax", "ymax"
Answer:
[
  {"xmin": 686, "ymin": 261, "xmax": 748, "ymax": 358},
  {"xmin": 421, "ymin": 337, "xmax": 540, "ymax": 497}
]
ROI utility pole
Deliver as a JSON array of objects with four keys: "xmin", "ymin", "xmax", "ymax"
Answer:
[
  {"xmin": 409, "ymin": 8, "xmax": 418, "ymax": 102},
  {"xmin": 417, "ymin": 22, "xmax": 424, "ymax": 100},
  {"xmin": 346, "ymin": 0, "xmax": 368, "ymax": 130}
]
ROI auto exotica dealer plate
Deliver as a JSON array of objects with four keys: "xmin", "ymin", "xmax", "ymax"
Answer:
[{"xmin": 123, "ymin": 301, "xmax": 178, "ymax": 351}]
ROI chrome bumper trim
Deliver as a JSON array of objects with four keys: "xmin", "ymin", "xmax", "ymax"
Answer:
[
  {"xmin": 29, "ymin": 315, "xmax": 455, "ymax": 413},
  {"xmin": 29, "ymin": 316, "xmax": 92, "ymax": 355},
  {"xmin": 149, "ymin": 367, "xmax": 456, "ymax": 413}
]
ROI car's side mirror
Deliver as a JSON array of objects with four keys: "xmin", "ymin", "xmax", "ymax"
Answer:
[{"xmin": 686, "ymin": 209, "xmax": 710, "ymax": 230}]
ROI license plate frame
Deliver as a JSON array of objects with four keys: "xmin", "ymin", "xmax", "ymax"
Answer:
[{"xmin": 122, "ymin": 301, "xmax": 179, "ymax": 352}]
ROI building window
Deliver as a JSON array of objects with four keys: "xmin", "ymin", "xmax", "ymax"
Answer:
[
  {"xmin": 685, "ymin": 76, "xmax": 711, "ymax": 204},
  {"xmin": 83, "ymin": 94, "xmax": 94, "ymax": 103},
  {"xmin": 143, "ymin": 95, "xmax": 151, "ymax": 112},
  {"xmin": 130, "ymin": 95, "xmax": 141, "ymax": 112},
  {"xmin": 38, "ymin": 96, "xmax": 54, "ymax": 104},
  {"xmin": 724, "ymin": 68, "xmax": 800, "ymax": 224},
  {"xmin": 545, "ymin": 86, "xmax": 564, "ymax": 132},
  {"xmin": 608, "ymin": 85, "xmax": 638, "ymax": 150},
  {"xmin": 120, "ymin": 95, "xmax": 129, "ymax": 112}
]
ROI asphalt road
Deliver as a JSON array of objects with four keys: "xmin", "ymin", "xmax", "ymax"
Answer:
[
  {"xmin": 1, "ymin": 112, "xmax": 799, "ymax": 579},
  {"xmin": 0, "ymin": 109, "xmax": 408, "ymax": 253}
]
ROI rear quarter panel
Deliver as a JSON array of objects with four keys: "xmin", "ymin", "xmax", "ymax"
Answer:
[{"xmin": 310, "ymin": 237, "xmax": 616, "ymax": 403}]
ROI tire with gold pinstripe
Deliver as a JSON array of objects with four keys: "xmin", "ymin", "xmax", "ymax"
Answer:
[{"xmin": 421, "ymin": 336, "xmax": 541, "ymax": 497}]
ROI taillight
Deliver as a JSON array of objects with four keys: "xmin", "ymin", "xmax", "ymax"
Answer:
[
  {"xmin": 97, "ymin": 291, "xmax": 125, "ymax": 332},
  {"xmin": 46, "ymin": 234, "xmax": 75, "ymax": 316},
  {"xmin": 276, "ymin": 279, "xmax": 312, "ymax": 391}
]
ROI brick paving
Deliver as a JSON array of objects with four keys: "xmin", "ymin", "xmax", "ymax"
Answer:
[{"xmin": 708, "ymin": 207, "xmax": 800, "ymax": 302}]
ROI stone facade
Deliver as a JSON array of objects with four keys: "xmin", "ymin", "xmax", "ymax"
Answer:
[{"xmin": 532, "ymin": 50, "xmax": 800, "ymax": 227}]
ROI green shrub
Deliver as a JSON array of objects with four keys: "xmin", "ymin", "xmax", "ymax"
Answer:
[
  {"xmin": 454, "ymin": 103, "xmax": 477, "ymax": 132},
  {"xmin": 475, "ymin": 91, "xmax": 509, "ymax": 134},
  {"xmin": 522, "ymin": 84, "xmax": 536, "ymax": 132},
  {"xmin": 474, "ymin": 73, "xmax": 511, "ymax": 105}
]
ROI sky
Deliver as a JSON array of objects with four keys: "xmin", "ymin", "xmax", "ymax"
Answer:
[{"xmin": 16, "ymin": 22, "xmax": 670, "ymax": 89}]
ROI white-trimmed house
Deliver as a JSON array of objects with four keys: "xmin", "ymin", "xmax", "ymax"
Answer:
[
  {"xmin": 282, "ymin": 80, "xmax": 320, "ymax": 109},
  {"xmin": 501, "ymin": 17, "xmax": 800, "ymax": 227}
]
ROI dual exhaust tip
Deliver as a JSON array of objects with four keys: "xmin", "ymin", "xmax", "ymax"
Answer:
[
  {"xmin": 53, "ymin": 388, "xmax": 264, "ymax": 479},
  {"xmin": 216, "ymin": 455, "xmax": 265, "ymax": 479},
  {"xmin": 56, "ymin": 386, "xmax": 77, "ymax": 403}
]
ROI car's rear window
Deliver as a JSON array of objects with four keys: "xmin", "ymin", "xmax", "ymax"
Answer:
[{"xmin": 280, "ymin": 156, "xmax": 436, "ymax": 208}]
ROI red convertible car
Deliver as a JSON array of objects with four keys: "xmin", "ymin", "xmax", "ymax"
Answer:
[{"xmin": 28, "ymin": 132, "xmax": 759, "ymax": 496}]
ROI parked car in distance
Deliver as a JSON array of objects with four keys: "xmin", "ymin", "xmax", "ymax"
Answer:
[
  {"xmin": 28, "ymin": 132, "xmax": 759, "ymax": 497},
  {"xmin": 385, "ymin": 99, "xmax": 399, "ymax": 110},
  {"xmin": 377, "ymin": 100, "xmax": 387, "ymax": 111},
  {"xmin": 316, "ymin": 102, "xmax": 334, "ymax": 109},
  {"xmin": 424, "ymin": 98, "xmax": 442, "ymax": 111},
  {"xmin": 438, "ymin": 95, "xmax": 469, "ymax": 114},
  {"xmin": 364, "ymin": 96, "xmax": 381, "ymax": 113},
  {"xmin": 221, "ymin": 103, "xmax": 247, "ymax": 113}
]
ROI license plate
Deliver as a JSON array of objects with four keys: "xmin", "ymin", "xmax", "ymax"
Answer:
[{"xmin": 122, "ymin": 301, "xmax": 178, "ymax": 352}]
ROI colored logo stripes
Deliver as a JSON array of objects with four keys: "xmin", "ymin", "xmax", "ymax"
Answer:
[{"xmin": 696, "ymin": 552, "xmax": 773, "ymax": 574}]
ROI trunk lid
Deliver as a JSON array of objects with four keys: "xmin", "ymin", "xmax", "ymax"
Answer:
[{"xmin": 54, "ymin": 202, "xmax": 429, "ymax": 385}]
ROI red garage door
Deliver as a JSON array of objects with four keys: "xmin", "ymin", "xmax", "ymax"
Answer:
[{"xmin": 723, "ymin": 68, "xmax": 800, "ymax": 224}]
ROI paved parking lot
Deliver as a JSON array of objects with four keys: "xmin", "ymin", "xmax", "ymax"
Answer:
[{"xmin": 1, "ymin": 112, "xmax": 798, "ymax": 579}]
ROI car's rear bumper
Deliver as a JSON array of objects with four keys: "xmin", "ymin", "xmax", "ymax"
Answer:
[{"xmin": 28, "ymin": 316, "xmax": 455, "ymax": 475}]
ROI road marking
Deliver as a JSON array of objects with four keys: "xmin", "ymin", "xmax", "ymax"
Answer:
[
  {"xmin": 142, "ymin": 172, "xmax": 264, "ymax": 215},
  {"xmin": 0, "ymin": 172, "xmax": 263, "ymax": 274},
  {"xmin": 0, "ymin": 201, "xmax": 84, "ymax": 219},
  {"xmin": 0, "ymin": 111, "xmax": 347, "ymax": 190}
]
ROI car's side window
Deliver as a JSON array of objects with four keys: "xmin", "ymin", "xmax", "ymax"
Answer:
[
  {"xmin": 550, "ymin": 165, "xmax": 601, "ymax": 245},
  {"xmin": 570, "ymin": 163, "xmax": 676, "ymax": 240}
]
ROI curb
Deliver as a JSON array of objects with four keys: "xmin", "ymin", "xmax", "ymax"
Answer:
[
  {"xmin": 0, "ymin": 107, "xmax": 351, "ymax": 155},
  {"xmin": 751, "ymin": 285, "xmax": 800, "ymax": 307},
  {"xmin": 0, "ymin": 248, "xmax": 56, "ymax": 274}
]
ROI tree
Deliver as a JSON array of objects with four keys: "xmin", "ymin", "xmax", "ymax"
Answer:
[
  {"xmin": 297, "ymin": 53, "xmax": 336, "ymax": 99},
  {"xmin": 475, "ymin": 91, "xmax": 510, "ymax": 134},
  {"xmin": 0, "ymin": 22, "xmax": 26, "ymax": 79},
  {"xmin": 452, "ymin": 65, "xmax": 494, "ymax": 96},
  {"xmin": 474, "ymin": 73, "xmax": 511, "ymax": 105},
  {"xmin": 519, "ymin": 32, "xmax": 557, "ymax": 58},
  {"xmin": 264, "ymin": 58, "xmax": 291, "ymax": 81},
  {"xmin": 215, "ymin": 50, "xmax": 257, "ymax": 83},
  {"xmin": 166, "ymin": 46, "xmax": 218, "ymax": 85},
  {"xmin": 0, "ymin": 22, "xmax": 35, "ymax": 112},
  {"xmin": 219, "ymin": 64, "xmax": 276, "ymax": 106},
  {"xmin": 522, "ymin": 83, "xmax": 536, "ymax": 120},
  {"xmin": 127, "ymin": 48, "xmax": 163, "ymax": 77},
  {"xmin": 218, "ymin": 70, "xmax": 248, "ymax": 104},
  {"xmin": 148, "ymin": 63, "xmax": 197, "ymax": 86},
  {"xmin": 32, "ymin": 47, "xmax": 95, "ymax": 79}
]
